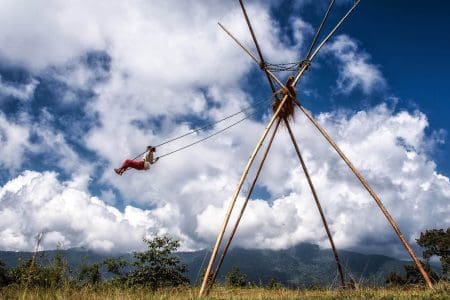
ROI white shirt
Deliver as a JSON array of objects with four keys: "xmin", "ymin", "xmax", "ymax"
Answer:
[{"xmin": 142, "ymin": 150, "xmax": 154, "ymax": 170}]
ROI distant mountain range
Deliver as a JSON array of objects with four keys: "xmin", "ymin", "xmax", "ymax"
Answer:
[
  {"xmin": 178, "ymin": 243, "xmax": 410, "ymax": 287},
  {"xmin": 0, "ymin": 243, "xmax": 425, "ymax": 287}
]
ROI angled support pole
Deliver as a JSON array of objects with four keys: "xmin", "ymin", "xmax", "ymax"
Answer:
[
  {"xmin": 198, "ymin": 92, "xmax": 293, "ymax": 298},
  {"xmin": 238, "ymin": 0, "xmax": 278, "ymax": 98},
  {"xmin": 205, "ymin": 117, "xmax": 283, "ymax": 295},
  {"xmin": 283, "ymin": 118, "xmax": 345, "ymax": 288},
  {"xmin": 304, "ymin": 0, "xmax": 336, "ymax": 60},
  {"xmin": 293, "ymin": 0, "xmax": 361, "ymax": 86},
  {"xmin": 218, "ymin": 22, "xmax": 286, "ymax": 90},
  {"xmin": 296, "ymin": 102, "xmax": 433, "ymax": 289}
]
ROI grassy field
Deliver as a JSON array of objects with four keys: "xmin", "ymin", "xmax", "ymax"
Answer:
[{"xmin": 1, "ymin": 283, "xmax": 449, "ymax": 300}]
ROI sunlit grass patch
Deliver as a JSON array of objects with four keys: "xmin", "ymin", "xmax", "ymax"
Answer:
[{"xmin": 1, "ymin": 282, "xmax": 449, "ymax": 300}]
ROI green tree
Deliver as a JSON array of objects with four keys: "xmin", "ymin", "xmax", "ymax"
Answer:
[
  {"xmin": 385, "ymin": 271, "xmax": 405, "ymax": 286},
  {"xmin": 77, "ymin": 262, "xmax": 101, "ymax": 285},
  {"xmin": 126, "ymin": 235, "xmax": 189, "ymax": 290},
  {"xmin": 385, "ymin": 261, "xmax": 439, "ymax": 286},
  {"xmin": 8, "ymin": 253, "xmax": 70, "ymax": 288},
  {"xmin": 416, "ymin": 228, "xmax": 450, "ymax": 279},
  {"xmin": 103, "ymin": 256, "xmax": 129, "ymax": 285},
  {"xmin": 0, "ymin": 259, "xmax": 10, "ymax": 287},
  {"xmin": 225, "ymin": 266, "xmax": 247, "ymax": 287},
  {"xmin": 403, "ymin": 261, "xmax": 440, "ymax": 284},
  {"xmin": 267, "ymin": 278, "xmax": 282, "ymax": 289}
]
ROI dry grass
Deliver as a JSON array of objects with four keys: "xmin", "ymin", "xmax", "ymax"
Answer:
[{"xmin": 1, "ymin": 283, "xmax": 449, "ymax": 300}]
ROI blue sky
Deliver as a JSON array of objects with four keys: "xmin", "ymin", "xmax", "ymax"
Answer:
[
  {"xmin": 0, "ymin": 0, "xmax": 448, "ymax": 257},
  {"xmin": 328, "ymin": 1, "xmax": 450, "ymax": 173},
  {"xmin": 286, "ymin": 0, "xmax": 450, "ymax": 171}
]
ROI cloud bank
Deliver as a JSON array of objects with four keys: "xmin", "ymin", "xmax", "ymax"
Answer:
[{"xmin": 1, "ymin": 105, "xmax": 448, "ymax": 256}]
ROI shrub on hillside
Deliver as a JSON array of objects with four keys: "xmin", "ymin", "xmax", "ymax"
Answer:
[
  {"xmin": 0, "ymin": 260, "xmax": 11, "ymax": 287},
  {"xmin": 225, "ymin": 266, "xmax": 248, "ymax": 287},
  {"xmin": 77, "ymin": 262, "xmax": 102, "ymax": 285},
  {"xmin": 103, "ymin": 256, "xmax": 129, "ymax": 284},
  {"xmin": 125, "ymin": 235, "xmax": 189, "ymax": 289},
  {"xmin": 8, "ymin": 253, "xmax": 70, "ymax": 288},
  {"xmin": 416, "ymin": 228, "xmax": 449, "ymax": 280},
  {"xmin": 267, "ymin": 278, "xmax": 283, "ymax": 289}
]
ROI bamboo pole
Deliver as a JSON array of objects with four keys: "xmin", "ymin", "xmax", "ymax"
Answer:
[
  {"xmin": 293, "ymin": 0, "xmax": 361, "ymax": 86},
  {"xmin": 283, "ymin": 119, "xmax": 345, "ymax": 288},
  {"xmin": 198, "ymin": 93, "xmax": 292, "ymax": 298},
  {"xmin": 305, "ymin": 0, "xmax": 336, "ymax": 60},
  {"xmin": 297, "ymin": 103, "xmax": 433, "ymax": 289},
  {"xmin": 238, "ymin": 0, "xmax": 279, "ymax": 98},
  {"xmin": 218, "ymin": 22, "xmax": 286, "ymax": 90},
  {"xmin": 205, "ymin": 118, "xmax": 282, "ymax": 294}
]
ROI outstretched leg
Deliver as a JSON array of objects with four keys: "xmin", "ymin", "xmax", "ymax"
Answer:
[{"xmin": 115, "ymin": 159, "xmax": 145, "ymax": 175}]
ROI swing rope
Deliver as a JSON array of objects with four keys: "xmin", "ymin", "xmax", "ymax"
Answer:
[
  {"xmin": 131, "ymin": 93, "xmax": 276, "ymax": 160},
  {"xmin": 157, "ymin": 106, "xmax": 262, "ymax": 159},
  {"xmin": 154, "ymin": 95, "xmax": 273, "ymax": 148}
]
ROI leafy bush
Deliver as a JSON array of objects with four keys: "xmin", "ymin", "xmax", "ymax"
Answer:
[
  {"xmin": 8, "ymin": 253, "xmax": 70, "ymax": 288},
  {"xmin": 386, "ymin": 228, "xmax": 449, "ymax": 285},
  {"xmin": 267, "ymin": 278, "xmax": 283, "ymax": 289},
  {"xmin": 403, "ymin": 262, "xmax": 440, "ymax": 284},
  {"xmin": 385, "ymin": 260, "xmax": 440, "ymax": 285},
  {"xmin": 125, "ymin": 235, "xmax": 189, "ymax": 289},
  {"xmin": 0, "ymin": 235, "xmax": 188, "ymax": 290},
  {"xmin": 103, "ymin": 256, "xmax": 129, "ymax": 284},
  {"xmin": 0, "ymin": 259, "xmax": 11, "ymax": 287},
  {"xmin": 225, "ymin": 266, "xmax": 247, "ymax": 287},
  {"xmin": 385, "ymin": 271, "xmax": 405, "ymax": 286},
  {"xmin": 77, "ymin": 262, "xmax": 101, "ymax": 285},
  {"xmin": 416, "ymin": 228, "xmax": 450, "ymax": 280}
]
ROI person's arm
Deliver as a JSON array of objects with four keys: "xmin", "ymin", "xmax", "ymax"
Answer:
[{"xmin": 144, "ymin": 150, "xmax": 158, "ymax": 164}]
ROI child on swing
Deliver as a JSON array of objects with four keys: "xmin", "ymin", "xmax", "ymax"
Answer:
[{"xmin": 114, "ymin": 146, "xmax": 159, "ymax": 175}]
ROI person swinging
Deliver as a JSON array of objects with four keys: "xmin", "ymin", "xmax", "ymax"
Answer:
[{"xmin": 114, "ymin": 146, "xmax": 159, "ymax": 175}]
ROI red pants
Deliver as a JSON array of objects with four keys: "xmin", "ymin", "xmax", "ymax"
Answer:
[{"xmin": 119, "ymin": 159, "xmax": 145, "ymax": 170}]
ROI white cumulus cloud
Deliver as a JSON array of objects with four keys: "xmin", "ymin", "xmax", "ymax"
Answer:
[
  {"xmin": 0, "ymin": 170, "xmax": 194, "ymax": 252},
  {"xmin": 326, "ymin": 34, "xmax": 386, "ymax": 94},
  {"xmin": 1, "ymin": 104, "xmax": 448, "ymax": 258},
  {"xmin": 0, "ymin": 113, "xmax": 31, "ymax": 170}
]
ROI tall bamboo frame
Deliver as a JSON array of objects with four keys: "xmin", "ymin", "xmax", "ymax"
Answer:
[{"xmin": 198, "ymin": 0, "xmax": 433, "ymax": 297}]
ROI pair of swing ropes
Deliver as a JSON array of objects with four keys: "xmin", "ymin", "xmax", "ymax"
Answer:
[{"xmin": 133, "ymin": 84, "xmax": 292, "ymax": 161}]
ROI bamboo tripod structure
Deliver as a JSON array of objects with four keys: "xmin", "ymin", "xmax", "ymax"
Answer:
[{"xmin": 198, "ymin": 1, "xmax": 433, "ymax": 297}]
